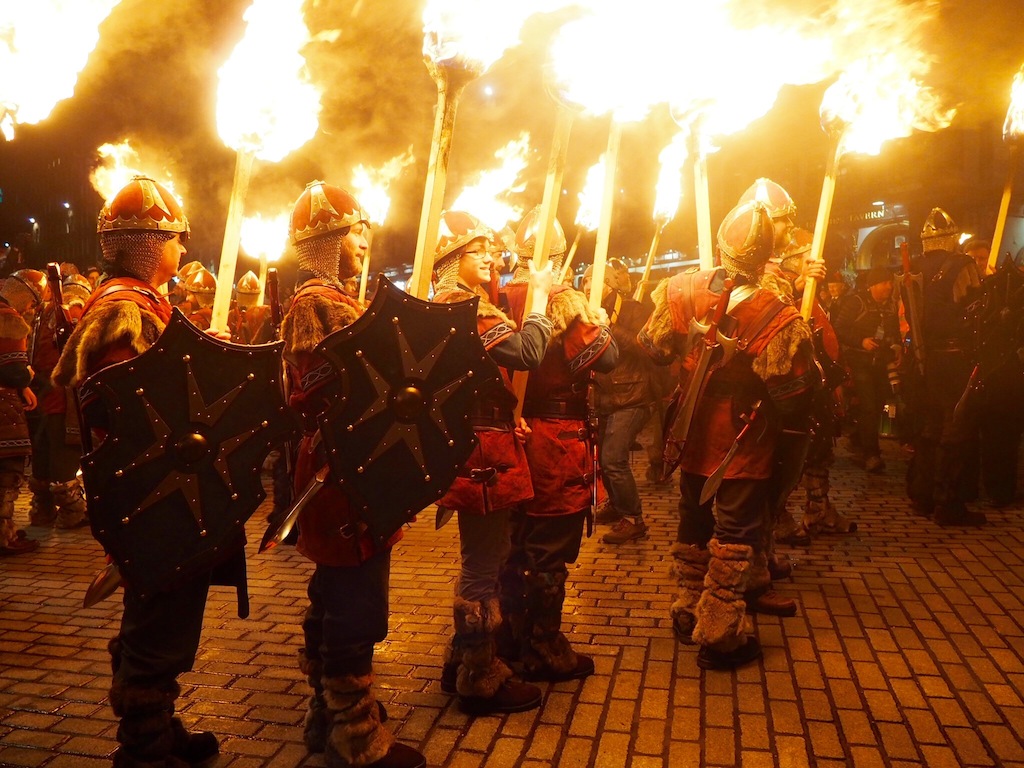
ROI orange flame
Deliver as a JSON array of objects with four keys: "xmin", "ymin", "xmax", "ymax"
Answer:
[
  {"xmin": 653, "ymin": 132, "xmax": 688, "ymax": 222},
  {"xmin": 576, "ymin": 157, "xmax": 605, "ymax": 231},
  {"xmin": 1003, "ymin": 64, "xmax": 1024, "ymax": 142},
  {"xmin": 820, "ymin": 54, "xmax": 956, "ymax": 156},
  {"xmin": 450, "ymin": 132, "xmax": 531, "ymax": 231},
  {"xmin": 240, "ymin": 212, "xmax": 290, "ymax": 264},
  {"xmin": 351, "ymin": 148, "xmax": 416, "ymax": 226},
  {"xmin": 216, "ymin": 0, "xmax": 321, "ymax": 161},
  {"xmin": 90, "ymin": 141, "xmax": 181, "ymax": 206},
  {"xmin": 1, "ymin": 1, "xmax": 120, "ymax": 140}
]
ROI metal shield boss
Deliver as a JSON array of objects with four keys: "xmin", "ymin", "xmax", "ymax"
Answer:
[
  {"xmin": 79, "ymin": 310, "xmax": 299, "ymax": 598},
  {"xmin": 315, "ymin": 275, "xmax": 501, "ymax": 544}
]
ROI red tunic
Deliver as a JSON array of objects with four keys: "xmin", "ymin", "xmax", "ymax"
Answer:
[
  {"xmin": 0, "ymin": 304, "xmax": 31, "ymax": 459},
  {"xmin": 654, "ymin": 269, "xmax": 811, "ymax": 479},
  {"xmin": 283, "ymin": 282, "xmax": 402, "ymax": 567},
  {"xmin": 432, "ymin": 288, "xmax": 533, "ymax": 515},
  {"xmin": 505, "ymin": 283, "xmax": 612, "ymax": 516}
]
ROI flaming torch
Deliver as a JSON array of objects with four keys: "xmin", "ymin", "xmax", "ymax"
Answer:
[
  {"xmin": 799, "ymin": 54, "xmax": 956, "ymax": 320},
  {"xmin": 636, "ymin": 131, "xmax": 688, "ymax": 301},
  {"xmin": 212, "ymin": 0, "xmax": 321, "ymax": 330},
  {"xmin": 351, "ymin": 148, "xmax": 415, "ymax": 302},
  {"xmin": 90, "ymin": 140, "xmax": 182, "ymax": 206},
  {"xmin": 558, "ymin": 156, "xmax": 604, "ymax": 283},
  {"xmin": 451, "ymin": 132, "xmax": 532, "ymax": 231},
  {"xmin": 408, "ymin": 1, "xmax": 537, "ymax": 299},
  {"xmin": 988, "ymin": 64, "xmax": 1024, "ymax": 274},
  {"xmin": 240, "ymin": 212, "xmax": 289, "ymax": 304},
  {"xmin": 0, "ymin": 1, "xmax": 120, "ymax": 140}
]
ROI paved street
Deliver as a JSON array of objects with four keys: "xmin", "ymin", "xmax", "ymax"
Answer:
[{"xmin": 2, "ymin": 436, "xmax": 1024, "ymax": 768}]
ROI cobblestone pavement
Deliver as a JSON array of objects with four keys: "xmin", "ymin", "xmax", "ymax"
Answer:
[{"xmin": 2, "ymin": 436, "xmax": 1024, "ymax": 768}]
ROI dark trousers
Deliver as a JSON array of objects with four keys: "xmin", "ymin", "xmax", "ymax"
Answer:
[
  {"xmin": 847, "ymin": 358, "xmax": 889, "ymax": 458},
  {"xmin": 31, "ymin": 412, "xmax": 81, "ymax": 484},
  {"xmin": 506, "ymin": 509, "xmax": 587, "ymax": 576},
  {"xmin": 115, "ymin": 572, "xmax": 211, "ymax": 687},
  {"xmin": 303, "ymin": 550, "xmax": 391, "ymax": 677},
  {"xmin": 677, "ymin": 473, "xmax": 766, "ymax": 548}
]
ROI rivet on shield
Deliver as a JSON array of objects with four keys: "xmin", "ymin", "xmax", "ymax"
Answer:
[
  {"xmin": 260, "ymin": 421, "xmax": 268, "ymax": 428},
  {"xmin": 450, "ymin": 327, "xmax": 456, "ymax": 333},
  {"xmin": 182, "ymin": 355, "xmax": 191, "ymax": 362},
  {"xmin": 115, "ymin": 470, "xmax": 123, "ymax": 477},
  {"xmin": 347, "ymin": 425, "xmax": 354, "ymax": 432},
  {"xmin": 392, "ymin": 317, "xmax": 399, "ymax": 324},
  {"xmin": 231, "ymin": 493, "xmax": 238, "ymax": 500},
  {"xmin": 467, "ymin": 371, "xmax": 474, "ymax": 377},
  {"xmin": 247, "ymin": 373, "xmax": 255, "ymax": 380},
  {"xmin": 199, "ymin": 530, "xmax": 207, "ymax": 537},
  {"xmin": 356, "ymin": 350, "xmax": 363, "ymax": 357},
  {"xmin": 357, "ymin": 466, "xmax": 364, "ymax": 473},
  {"xmin": 448, "ymin": 440, "xmax": 454, "ymax": 447},
  {"xmin": 424, "ymin": 475, "xmax": 431, "ymax": 482},
  {"xmin": 121, "ymin": 517, "xmax": 129, "ymax": 524},
  {"xmin": 135, "ymin": 388, "xmax": 144, "ymax": 396},
  {"xmin": 175, "ymin": 566, "xmax": 182, "ymax": 571}
]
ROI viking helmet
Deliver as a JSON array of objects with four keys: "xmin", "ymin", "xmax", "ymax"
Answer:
[
  {"xmin": 737, "ymin": 178, "xmax": 797, "ymax": 221},
  {"xmin": 235, "ymin": 270, "xmax": 262, "ymax": 309},
  {"xmin": 717, "ymin": 201, "xmax": 775, "ymax": 281},
  {"xmin": 184, "ymin": 267, "xmax": 217, "ymax": 309},
  {"xmin": 290, "ymin": 181, "xmax": 368, "ymax": 282},
  {"xmin": 97, "ymin": 176, "xmax": 189, "ymax": 282},
  {"xmin": 62, "ymin": 273, "xmax": 93, "ymax": 308},
  {"xmin": 2, "ymin": 269, "xmax": 47, "ymax": 313},
  {"xmin": 779, "ymin": 227, "xmax": 813, "ymax": 276},
  {"xmin": 920, "ymin": 207, "xmax": 959, "ymax": 253},
  {"xmin": 514, "ymin": 205, "xmax": 567, "ymax": 261}
]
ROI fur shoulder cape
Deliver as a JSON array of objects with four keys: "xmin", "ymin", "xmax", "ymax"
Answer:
[
  {"xmin": 548, "ymin": 286, "xmax": 603, "ymax": 339},
  {"xmin": 0, "ymin": 306, "xmax": 30, "ymax": 341},
  {"xmin": 282, "ymin": 291, "xmax": 361, "ymax": 357}
]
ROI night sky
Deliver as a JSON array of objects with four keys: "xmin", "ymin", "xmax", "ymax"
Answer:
[{"xmin": 2, "ymin": 0, "xmax": 1022, "ymax": 275}]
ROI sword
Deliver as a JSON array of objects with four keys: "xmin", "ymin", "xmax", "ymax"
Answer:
[
  {"xmin": 699, "ymin": 400, "xmax": 763, "ymax": 505},
  {"xmin": 435, "ymin": 505, "xmax": 455, "ymax": 530},
  {"xmin": 662, "ymin": 277, "xmax": 738, "ymax": 479},
  {"xmin": 259, "ymin": 463, "xmax": 329, "ymax": 552},
  {"xmin": 899, "ymin": 241, "xmax": 926, "ymax": 376},
  {"xmin": 83, "ymin": 562, "xmax": 123, "ymax": 608}
]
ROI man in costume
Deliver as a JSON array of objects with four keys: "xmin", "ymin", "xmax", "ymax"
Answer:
[
  {"xmin": 431, "ymin": 210, "xmax": 553, "ymax": 715},
  {"xmin": 640, "ymin": 200, "xmax": 817, "ymax": 670},
  {"xmin": 281, "ymin": 180, "xmax": 424, "ymax": 768},
  {"xmin": 499, "ymin": 206, "xmax": 617, "ymax": 682},
  {"xmin": 52, "ymin": 176, "xmax": 223, "ymax": 766},
  {"xmin": 906, "ymin": 207, "xmax": 986, "ymax": 526},
  {"xmin": 0, "ymin": 270, "xmax": 43, "ymax": 555}
]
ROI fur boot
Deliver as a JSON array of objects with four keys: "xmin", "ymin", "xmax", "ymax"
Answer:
[
  {"xmin": 322, "ymin": 672, "xmax": 393, "ymax": 767},
  {"xmin": 744, "ymin": 551, "xmax": 797, "ymax": 617},
  {"xmin": 28, "ymin": 477, "xmax": 56, "ymax": 527},
  {"xmin": 51, "ymin": 477, "xmax": 89, "ymax": 529},
  {"xmin": 108, "ymin": 681, "xmax": 216, "ymax": 767},
  {"xmin": 802, "ymin": 464, "xmax": 856, "ymax": 534},
  {"xmin": 521, "ymin": 570, "xmax": 594, "ymax": 682},
  {"xmin": 452, "ymin": 597, "xmax": 541, "ymax": 714},
  {"xmin": 693, "ymin": 538, "xmax": 754, "ymax": 653},
  {"xmin": 299, "ymin": 651, "xmax": 328, "ymax": 753},
  {"xmin": 669, "ymin": 543, "xmax": 710, "ymax": 645}
]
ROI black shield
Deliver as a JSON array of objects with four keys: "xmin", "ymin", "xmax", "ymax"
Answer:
[
  {"xmin": 315, "ymin": 275, "xmax": 501, "ymax": 544},
  {"xmin": 79, "ymin": 309, "xmax": 299, "ymax": 598}
]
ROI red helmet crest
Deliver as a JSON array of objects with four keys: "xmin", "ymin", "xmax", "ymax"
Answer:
[
  {"xmin": 737, "ymin": 178, "xmax": 796, "ymax": 221},
  {"xmin": 435, "ymin": 210, "xmax": 493, "ymax": 265},
  {"xmin": 718, "ymin": 201, "xmax": 774, "ymax": 278},
  {"xmin": 98, "ymin": 176, "xmax": 190, "ymax": 236},
  {"xmin": 290, "ymin": 181, "xmax": 368, "ymax": 244},
  {"xmin": 514, "ymin": 205, "xmax": 567, "ymax": 260}
]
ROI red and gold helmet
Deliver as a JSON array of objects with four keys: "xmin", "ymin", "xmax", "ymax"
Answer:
[
  {"xmin": 434, "ymin": 210, "xmax": 493, "ymax": 266},
  {"xmin": 184, "ymin": 267, "xmax": 217, "ymax": 308},
  {"xmin": 290, "ymin": 180, "xmax": 368, "ymax": 244},
  {"xmin": 515, "ymin": 205, "xmax": 567, "ymax": 261},
  {"xmin": 62, "ymin": 274, "xmax": 93, "ymax": 307},
  {"xmin": 920, "ymin": 207, "xmax": 959, "ymax": 253},
  {"xmin": 177, "ymin": 260, "xmax": 204, "ymax": 283},
  {"xmin": 779, "ymin": 227, "xmax": 813, "ymax": 275},
  {"xmin": 97, "ymin": 176, "xmax": 190, "ymax": 237},
  {"xmin": 737, "ymin": 178, "xmax": 797, "ymax": 221},
  {"xmin": 235, "ymin": 270, "xmax": 261, "ymax": 308},
  {"xmin": 717, "ymin": 201, "xmax": 774, "ymax": 280},
  {"xmin": 2, "ymin": 268, "xmax": 47, "ymax": 311}
]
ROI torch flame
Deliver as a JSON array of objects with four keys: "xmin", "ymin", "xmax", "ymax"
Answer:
[
  {"xmin": 90, "ymin": 141, "xmax": 181, "ymax": 206},
  {"xmin": 820, "ymin": 54, "xmax": 956, "ymax": 157},
  {"xmin": 351, "ymin": 148, "xmax": 416, "ymax": 227},
  {"xmin": 653, "ymin": 132, "xmax": 688, "ymax": 223},
  {"xmin": 216, "ymin": 0, "xmax": 321, "ymax": 161},
  {"xmin": 576, "ymin": 157, "xmax": 605, "ymax": 232},
  {"xmin": 450, "ymin": 132, "xmax": 531, "ymax": 231},
  {"xmin": 240, "ymin": 212, "xmax": 290, "ymax": 264},
  {"xmin": 1004, "ymin": 64, "xmax": 1024, "ymax": 143},
  {"xmin": 0, "ymin": 1, "xmax": 120, "ymax": 140}
]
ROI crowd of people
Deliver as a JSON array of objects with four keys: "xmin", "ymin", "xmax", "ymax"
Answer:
[{"xmin": 0, "ymin": 171, "xmax": 1018, "ymax": 768}]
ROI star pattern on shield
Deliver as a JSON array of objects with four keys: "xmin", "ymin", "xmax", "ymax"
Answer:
[
  {"xmin": 116, "ymin": 359, "xmax": 264, "ymax": 530},
  {"xmin": 349, "ymin": 317, "xmax": 471, "ymax": 475}
]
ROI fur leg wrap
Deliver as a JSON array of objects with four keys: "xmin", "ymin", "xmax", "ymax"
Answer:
[
  {"xmin": 693, "ymin": 539, "xmax": 754, "ymax": 653},
  {"xmin": 28, "ymin": 477, "xmax": 56, "ymax": 526},
  {"xmin": 109, "ymin": 681, "xmax": 180, "ymax": 765},
  {"xmin": 323, "ymin": 673, "xmax": 393, "ymax": 766},
  {"xmin": 745, "ymin": 551, "xmax": 772, "ymax": 597},
  {"xmin": 299, "ymin": 651, "xmax": 328, "ymax": 753},
  {"xmin": 453, "ymin": 597, "xmax": 512, "ymax": 699},
  {"xmin": 669, "ymin": 543, "xmax": 710, "ymax": 641},
  {"xmin": 522, "ymin": 570, "xmax": 579, "ymax": 677},
  {"xmin": 51, "ymin": 478, "xmax": 88, "ymax": 528}
]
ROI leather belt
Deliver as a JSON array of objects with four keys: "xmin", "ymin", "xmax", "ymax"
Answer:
[{"xmin": 523, "ymin": 399, "xmax": 587, "ymax": 420}]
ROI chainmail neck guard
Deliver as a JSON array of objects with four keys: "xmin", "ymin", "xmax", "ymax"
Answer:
[
  {"xmin": 510, "ymin": 253, "xmax": 563, "ymax": 284},
  {"xmin": 433, "ymin": 255, "xmax": 462, "ymax": 294},
  {"xmin": 721, "ymin": 251, "xmax": 764, "ymax": 283},
  {"xmin": 296, "ymin": 232, "xmax": 343, "ymax": 286},
  {"xmin": 100, "ymin": 231, "xmax": 174, "ymax": 283}
]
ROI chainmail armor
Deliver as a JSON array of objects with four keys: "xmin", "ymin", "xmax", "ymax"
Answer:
[
  {"xmin": 509, "ymin": 253, "xmax": 563, "ymax": 284},
  {"xmin": 720, "ymin": 251, "xmax": 763, "ymax": 282},
  {"xmin": 100, "ymin": 231, "xmax": 174, "ymax": 282},
  {"xmin": 296, "ymin": 232, "xmax": 343, "ymax": 286},
  {"xmin": 433, "ymin": 255, "xmax": 462, "ymax": 293}
]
